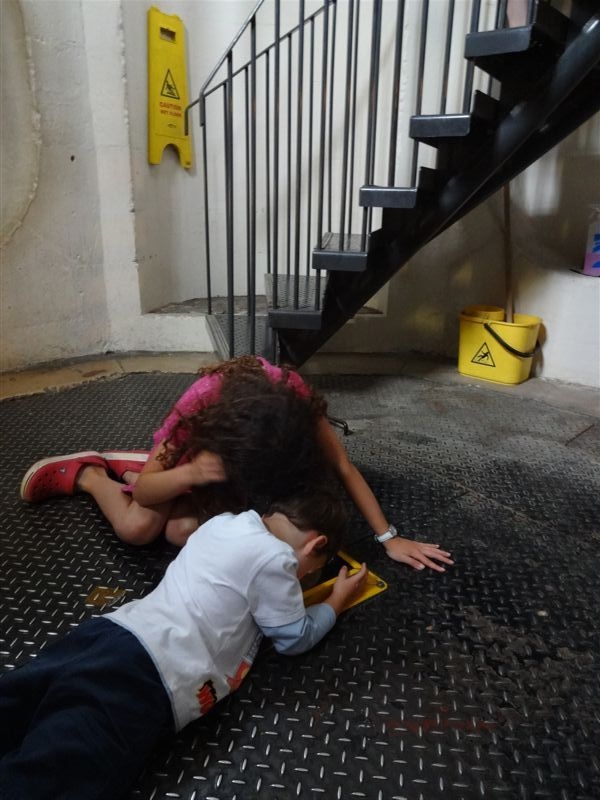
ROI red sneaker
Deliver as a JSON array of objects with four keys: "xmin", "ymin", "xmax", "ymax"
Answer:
[
  {"xmin": 20, "ymin": 452, "xmax": 108, "ymax": 503},
  {"xmin": 102, "ymin": 451, "xmax": 149, "ymax": 480}
]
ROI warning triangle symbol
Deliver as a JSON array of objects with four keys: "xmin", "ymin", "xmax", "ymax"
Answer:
[
  {"xmin": 471, "ymin": 342, "xmax": 496, "ymax": 367},
  {"xmin": 161, "ymin": 70, "xmax": 180, "ymax": 99}
]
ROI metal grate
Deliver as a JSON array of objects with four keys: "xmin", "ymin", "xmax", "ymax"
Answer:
[{"xmin": 1, "ymin": 372, "xmax": 599, "ymax": 799}]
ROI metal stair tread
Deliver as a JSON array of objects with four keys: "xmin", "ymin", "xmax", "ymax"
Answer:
[
  {"xmin": 410, "ymin": 113, "xmax": 474, "ymax": 140},
  {"xmin": 359, "ymin": 186, "xmax": 419, "ymax": 209},
  {"xmin": 264, "ymin": 274, "xmax": 324, "ymax": 332},
  {"xmin": 465, "ymin": 8, "xmax": 569, "ymax": 87},
  {"xmin": 466, "ymin": 6, "xmax": 569, "ymax": 60},
  {"xmin": 312, "ymin": 232, "xmax": 369, "ymax": 273},
  {"xmin": 409, "ymin": 91, "xmax": 499, "ymax": 148},
  {"xmin": 264, "ymin": 273, "xmax": 325, "ymax": 310},
  {"xmin": 267, "ymin": 308, "xmax": 322, "ymax": 330},
  {"xmin": 465, "ymin": 25, "xmax": 535, "ymax": 58}
]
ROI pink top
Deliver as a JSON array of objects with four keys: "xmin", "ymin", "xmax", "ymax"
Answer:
[{"xmin": 153, "ymin": 357, "xmax": 311, "ymax": 449}]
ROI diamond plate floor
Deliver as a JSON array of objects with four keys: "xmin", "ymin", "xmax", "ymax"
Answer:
[{"xmin": 1, "ymin": 371, "xmax": 599, "ymax": 800}]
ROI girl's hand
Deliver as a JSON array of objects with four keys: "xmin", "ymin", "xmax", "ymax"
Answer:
[
  {"xmin": 326, "ymin": 563, "xmax": 368, "ymax": 615},
  {"xmin": 383, "ymin": 537, "xmax": 453, "ymax": 572},
  {"xmin": 188, "ymin": 451, "xmax": 227, "ymax": 485}
]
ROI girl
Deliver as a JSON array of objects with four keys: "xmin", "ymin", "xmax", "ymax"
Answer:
[{"xmin": 20, "ymin": 356, "xmax": 452, "ymax": 571}]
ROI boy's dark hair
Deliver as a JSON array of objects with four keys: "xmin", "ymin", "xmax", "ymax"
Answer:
[{"xmin": 267, "ymin": 488, "xmax": 348, "ymax": 560}]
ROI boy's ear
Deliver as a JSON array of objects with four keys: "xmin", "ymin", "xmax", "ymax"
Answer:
[{"xmin": 301, "ymin": 533, "xmax": 328, "ymax": 557}]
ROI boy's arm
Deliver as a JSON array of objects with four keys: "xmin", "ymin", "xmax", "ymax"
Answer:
[
  {"xmin": 261, "ymin": 603, "xmax": 336, "ymax": 655},
  {"xmin": 261, "ymin": 564, "xmax": 368, "ymax": 655}
]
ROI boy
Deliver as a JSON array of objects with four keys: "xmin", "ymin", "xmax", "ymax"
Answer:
[{"xmin": 0, "ymin": 490, "xmax": 368, "ymax": 800}]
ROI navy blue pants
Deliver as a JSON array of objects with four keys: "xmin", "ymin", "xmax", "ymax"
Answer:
[{"xmin": 0, "ymin": 617, "xmax": 174, "ymax": 800}]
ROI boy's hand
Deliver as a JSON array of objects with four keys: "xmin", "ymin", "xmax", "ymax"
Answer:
[
  {"xmin": 326, "ymin": 563, "xmax": 368, "ymax": 616},
  {"xmin": 188, "ymin": 451, "xmax": 227, "ymax": 485}
]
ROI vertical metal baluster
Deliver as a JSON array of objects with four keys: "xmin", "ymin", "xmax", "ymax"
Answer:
[
  {"xmin": 489, "ymin": 0, "xmax": 508, "ymax": 94},
  {"xmin": 265, "ymin": 51, "xmax": 271, "ymax": 276},
  {"xmin": 388, "ymin": 0, "xmax": 406, "ymax": 186},
  {"xmin": 362, "ymin": 0, "xmax": 383, "ymax": 247},
  {"xmin": 223, "ymin": 63, "xmax": 235, "ymax": 358},
  {"xmin": 293, "ymin": 1, "xmax": 305, "ymax": 309},
  {"xmin": 305, "ymin": 18, "xmax": 315, "ymax": 275},
  {"xmin": 273, "ymin": 0, "xmax": 280, "ymax": 310},
  {"xmin": 244, "ymin": 67, "xmax": 251, "ymax": 318},
  {"xmin": 286, "ymin": 33, "xmax": 293, "ymax": 281},
  {"xmin": 369, "ymin": 0, "xmax": 382, "ymax": 234},
  {"xmin": 463, "ymin": 0, "xmax": 482, "ymax": 113},
  {"xmin": 410, "ymin": 0, "xmax": 429, "ymax": 186},
  {"xmin": 496, "ymin": 0, "xmax": 508, "ymax": 27},
  {"xmin": 248, "ymin": 16, "xmax": 257, "ymax": 353},
  {"xmin": 200, "ymin": 95, "xmax": 212, "ymax": 314},
  {"xmin": 527, "ymin": 0, "xmax": 536, "ymax": 25},
  {"xmin": 440, "ymin": 0, "xmax": 455, "ymax": 114},
  {"xmin": 315, "ymin": 0, "xmax": 330, "ymax": 310},
  {"xmin": 339, "ymin": 0, "xmax": 355, "ymax": 252},
  {"xmin": 327, "ymin": 1, "xmax": 337, "ymax": 235},
  {"xmin": 347, "ymin": 0, "xmax": 361, "ymax": 237}
]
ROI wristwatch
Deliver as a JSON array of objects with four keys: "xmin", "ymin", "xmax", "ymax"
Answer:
[{"xmin": 374, "ymin": 524, "xmax": 398, "ymax": 543}]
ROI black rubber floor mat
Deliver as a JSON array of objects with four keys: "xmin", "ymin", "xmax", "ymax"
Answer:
[{"xmin": 1, "ymin": 372, "xmax": 599, "ymax": 799}]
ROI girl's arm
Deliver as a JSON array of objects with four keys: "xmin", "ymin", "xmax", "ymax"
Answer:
[
  {"xmin": 316, "ymin": 416, "xmax": 453, "ymax": 572},
  {"xmin": 132, "ymin": 441, "xmax": 226, "ymax": 507},
  {"xmin": 316, "ymin": 416, "xmax": 388, "ymax": 532}
]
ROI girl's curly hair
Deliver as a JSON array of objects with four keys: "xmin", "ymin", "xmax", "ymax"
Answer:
[
  {"xmin": 196, "ymin": 355, "xmax": 327, "ymax": 417},
  {"xmin": 159, "ymin": 358, "xmax": 330, "ymax": 507}
]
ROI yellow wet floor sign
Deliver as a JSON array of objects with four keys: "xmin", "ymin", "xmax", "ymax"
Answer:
[
  {"xmin": 303, "ymin": 550, "xmax": 387, "ymax": 612},
  {"xmin": 148, "ymin": 6, "xmax": 192, "ymax": 168}
]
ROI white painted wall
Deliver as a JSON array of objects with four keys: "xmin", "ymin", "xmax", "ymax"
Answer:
[
  {"xmin": 0, "ymin": 0, "xmax": 218, "ymax": 371},
  {"xmin": 1, "ymin": 0, "xmax": 110, "ymax": 368},
  {"xmin": 509, "ymin": 121, "xmax": 600, "ymax": 386},
  {"xmin": 1, "ymin": 0, "xmax": 598, "ymax": 388},
  {"xmin": 80, "ymin": 0, "xmax": 215, "ymax": 354}
]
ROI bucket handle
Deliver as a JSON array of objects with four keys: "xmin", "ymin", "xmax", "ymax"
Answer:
[{"xmin": 483, "ymin": 322, "xmax": 539, "ymax": 359}]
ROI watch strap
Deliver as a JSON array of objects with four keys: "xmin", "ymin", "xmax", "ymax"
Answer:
[{"xmin": 374, "ymin": 524, "xmax": 397, "ymax": 543}]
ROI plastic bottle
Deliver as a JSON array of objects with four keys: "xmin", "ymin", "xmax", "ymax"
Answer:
[{"xmin": 582, "ymin": 204, "xmax": 600, "ymax": 277}]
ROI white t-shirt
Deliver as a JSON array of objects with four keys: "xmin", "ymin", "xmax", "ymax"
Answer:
[{"xmin": 107, "ymin": 511, "xmax": 309, "ymax": 730}]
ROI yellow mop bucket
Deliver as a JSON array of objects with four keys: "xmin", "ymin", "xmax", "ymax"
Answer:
[{"xmin": 458, "ymin": 305, "xmax": 542, "ymax": 385}]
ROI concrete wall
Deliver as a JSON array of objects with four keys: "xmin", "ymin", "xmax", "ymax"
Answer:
[
  {"xmin": 1, "ymin": 0, "xmax": 110, "ymax": 367},
  {"xmin": 0, "ymin": 0, "xmax": 220, "ymax": 371},
  {"xmin": 1, "ymin": 0, "xmax": 598, "ymax": 388}
]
